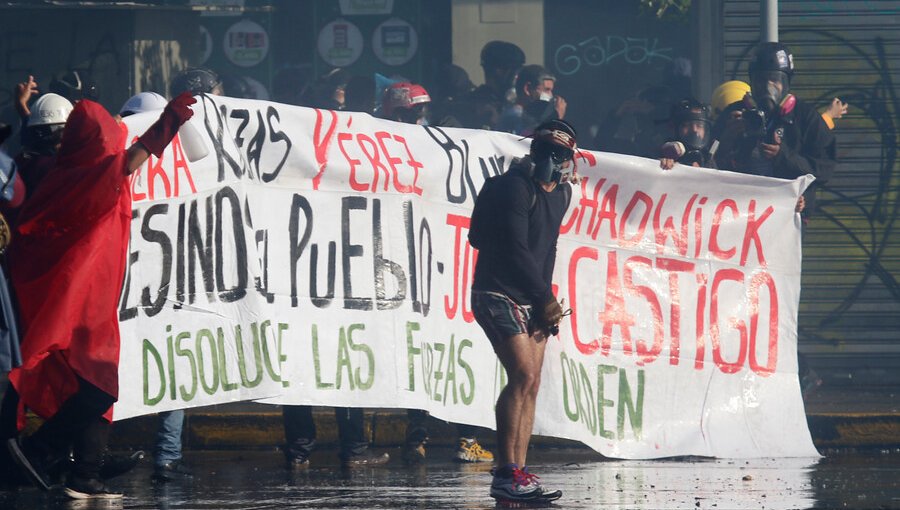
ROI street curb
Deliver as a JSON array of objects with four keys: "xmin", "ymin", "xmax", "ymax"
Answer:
[
  {"xmin": 103, "ymin": 408, "xmax": 900, "ymax": 452},
  {"xmin": 806, "ymin": 413, "xmax": 900, "ymax": 449}
]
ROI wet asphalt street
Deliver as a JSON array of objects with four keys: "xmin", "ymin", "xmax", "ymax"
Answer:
[{"xmin": 1, "ymin": 447, "xmax": 899, "ymax": 510}]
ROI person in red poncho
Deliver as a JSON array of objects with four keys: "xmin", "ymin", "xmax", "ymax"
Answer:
[{"xmin": 5, "ymin": 92, "xmax": 195, "ymax": 500}]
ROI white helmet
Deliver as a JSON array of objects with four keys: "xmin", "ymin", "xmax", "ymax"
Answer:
[
  {"xmin": 29, "ymin": 93, "xmax": 74, "ymax": 127},
  {"xmin": 119, "ymin": 91, "xmax": 167, "ymax": 117}
]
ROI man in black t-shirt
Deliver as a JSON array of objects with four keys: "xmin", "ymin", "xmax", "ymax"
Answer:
[{"xmin": 471, "ymin": 119, "xmax": 576, "ymax": 505}]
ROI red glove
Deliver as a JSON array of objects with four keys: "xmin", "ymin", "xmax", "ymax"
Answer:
[{"xmin": 138, "ymin": 92, "xmax": 197, "ymax": 157}]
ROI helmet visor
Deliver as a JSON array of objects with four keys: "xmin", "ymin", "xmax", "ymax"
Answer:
[{"xmin": 677, "ymin": 119, "xmax": 711, "ymax": 151}]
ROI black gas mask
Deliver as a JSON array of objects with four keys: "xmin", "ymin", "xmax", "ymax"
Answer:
[
  {"xmin": 750, "ymin": 70, "xmax": 791, "ymax": 116},
  {"xmin": 677, "ymin": 118, "xmax": 710, "ymax": 166},
  {"xmin": 528, "ymin": 120, "xmax": 578, "ymax": 183},
  {"xmin": 741, "ymin": 92, "xmax": 796, "ymax": 145},
  {"xmin": 668, "ymin": 100, "xmax": 712, "ymax": 166},
  {"xmin": 24, "ymin": 123, "xmax": 66, "ymax": 156},
  {"xmin": 678, "ymin": 118, "xmax": 710, "ymax": 150},
  {"xmin": 530, "ymin": 122, "xmax": 577, "ymax": 184},
  {"xmin": 532, "ymin": 144, "xmax": 573, "ymax": 184}
]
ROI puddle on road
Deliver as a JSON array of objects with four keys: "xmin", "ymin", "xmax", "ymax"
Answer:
[{"xmin": 2, "ymin": 449, "xmax": 898, "ymax": 509}]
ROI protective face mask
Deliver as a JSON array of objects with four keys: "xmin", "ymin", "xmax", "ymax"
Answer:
[
  {"xmin": 766, "ymin": 82, "xmax": 783, "ymax": 104},
  {"xmin": 533, "ymin": 156, "xmax": 555, "ymax": 183},
  {"xmin": 539, "ymin": 91, "xmax": 553, "ymax": 102},
  {"xmin": 533, "ymin": 156, "xmax": 569, "ymax": 184},
  {"xmin": 753, "ymin": 79, "xmax": 784, "ymax": 115},
  {"xmin": 505, "ymin": 87, "xmax": 517, "ymax": 104}
]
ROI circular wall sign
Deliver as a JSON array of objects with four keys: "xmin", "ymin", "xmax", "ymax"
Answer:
[
  {"xmin": 317, "ymin": 18, "xmax": 364, "ymax": 67},
  {"xmin": 372, "ymin": 17, "xmax": 418, "ymax": 66},
  {"xmin": 224, "ymin": 19, "xmax": 269, "ymax": 68}
]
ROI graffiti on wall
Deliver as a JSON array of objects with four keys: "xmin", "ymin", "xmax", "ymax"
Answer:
[{"xmin": 731, "ymin": 30, "xmax": 900, "ymax": 342}]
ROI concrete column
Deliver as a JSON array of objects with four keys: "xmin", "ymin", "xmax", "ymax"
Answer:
[
  {"xmin": 451, "ymin": 0, "xmax": 544, "ymax": 86},
  {"xmin": 691, "ymin": 0, "xmax": 724, "ymax": 102},
  {"xmin": 761, "ymin": 0, "xmax": 778, "ymax": 42}
]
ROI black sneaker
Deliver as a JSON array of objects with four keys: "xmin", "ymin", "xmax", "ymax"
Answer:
[
  {"xmin": 341, "ymin": 449, "xmax": 390, "ymax": 468},
  {"xmin": 100, "ymin": 450, "xmax": 145, "ymax": 480},
  {"xmin": 490, "ymin": 465, "xmax": 541, "ymax": 501},
  {"xmin": 6, "ymin": 437, "xmax": 52, "ymax": 490},
  {"xmin": 285, "ymin": 454, "xmax": 310, "ymax": 470},
  {"xmin": 64, "ymin": 476, "xmax": 122, "ymax": 500},
  {"xmin": 152, "ymin": 459, "xmax": 193, "ymax": 483},
  {"xmin": 57, "ymin": 449, "xmax": 146, "ymax": 481}
]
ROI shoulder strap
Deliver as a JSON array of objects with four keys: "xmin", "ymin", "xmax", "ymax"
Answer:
[{"xmin": 529, "ymin": 181, "xmax": 537, "ymax": 212}]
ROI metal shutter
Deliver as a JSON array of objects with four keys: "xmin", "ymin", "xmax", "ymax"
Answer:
[{"xmin": 723, "ymin": 0, "xmax": 900, "ymax": 384}]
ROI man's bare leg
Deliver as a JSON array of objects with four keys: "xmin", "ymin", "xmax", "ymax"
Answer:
[
  {"xmin": 492, "ymin": 332, "xmax": 543, "ymax": 467},
  {"xmin": 516, "ymin": 332, "xmax": 548, "ymax": 466},
  {"xmin": 494, "ymin": 375, "xmax": 521, "ymax": 467}
]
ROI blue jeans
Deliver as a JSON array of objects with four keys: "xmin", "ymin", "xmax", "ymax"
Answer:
[{"xmin": 155, "ymin": 410, "xmax": 184, "ymax": 466}]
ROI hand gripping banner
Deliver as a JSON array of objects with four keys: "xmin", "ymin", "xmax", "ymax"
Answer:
[{"xmin": 115, "ymin": 95, "xmax": 818, "ymax": 459}]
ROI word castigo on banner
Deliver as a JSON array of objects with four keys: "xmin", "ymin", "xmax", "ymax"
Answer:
[{"xmin": 116, "ymin": 96, "xmax": 819, "ymax": 459}]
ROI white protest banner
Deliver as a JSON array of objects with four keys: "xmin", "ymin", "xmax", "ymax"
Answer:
[{"xmin": 115, "ymin": 96, "xmax": 818, "ymax": 459}]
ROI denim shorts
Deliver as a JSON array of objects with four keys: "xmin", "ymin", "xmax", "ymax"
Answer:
[{"xmin": 471, "ymin": 290, "xmax": 533, "ymax": 340}]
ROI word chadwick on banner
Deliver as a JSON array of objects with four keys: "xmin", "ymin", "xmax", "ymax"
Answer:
[{"xmin": 116, "ymin": 95, "xmax": 817, "ymax": 459}]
